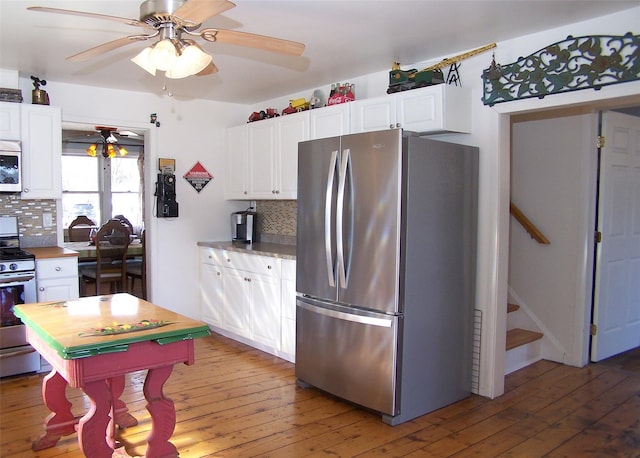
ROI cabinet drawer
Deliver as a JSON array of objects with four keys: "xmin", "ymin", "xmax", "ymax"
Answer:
[
  {"xmin": 223, "ymin": 251, "xmax": 281, "ymax": 277},
  {"xmin": 200, "ymin": 247, "xmax": 225, "ymax": 266},
  {"xmin": 36, "ymin": 257, "xmax": 78, "ymax": 280}
]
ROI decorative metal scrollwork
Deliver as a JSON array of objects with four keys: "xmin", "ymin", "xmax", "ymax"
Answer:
[{"xmin": 482, "ymin": 33, "xmax": 639, "ymax": 106}]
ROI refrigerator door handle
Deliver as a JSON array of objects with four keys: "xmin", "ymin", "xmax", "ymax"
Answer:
[
  {"xmin": 325, "ymin": 149, "xmax": 339, "ymax": 287},
  {"xmin": 336, "ymin": 148, "xmax": 350, "ymax": 288},
  {"xmin": 298, "ymin": 300, "xmax": 394, "ymax": 328}
]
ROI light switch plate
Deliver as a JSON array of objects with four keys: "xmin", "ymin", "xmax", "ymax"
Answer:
[{"xmin": 43, "ymin": 212, "xmax": 52, "ymax": 228}]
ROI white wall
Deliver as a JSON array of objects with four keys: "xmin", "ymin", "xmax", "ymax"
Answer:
[
  {"xmin": 510, "ymin": 113, "xmax": 597, "ymax": 367},
  {"xmin": 18, "ymin": 79, "xmax": 248, "ymax": 319}
]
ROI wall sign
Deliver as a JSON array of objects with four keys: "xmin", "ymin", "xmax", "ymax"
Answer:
[
  {"xmin": 482, "ymin": 32, "xmax": 640, "ymax": 106},
  {"xmin": 184, "ymin": 162, "xmax": 213, "ymax": 193}
]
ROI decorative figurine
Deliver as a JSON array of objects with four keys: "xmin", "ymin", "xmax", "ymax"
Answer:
[{"xmin": 30, "ymin": 75, "xmax": 50, "ymax": 105}]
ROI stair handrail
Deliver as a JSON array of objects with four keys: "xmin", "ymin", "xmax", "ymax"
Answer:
[{"xmin": 510, "ymin": 202, "xmax": 550, "ymax": 244}]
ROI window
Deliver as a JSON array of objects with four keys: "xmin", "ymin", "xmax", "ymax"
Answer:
[{"xmin": 61, "ymin": 132, "xmax": 144, "ymax": 232}]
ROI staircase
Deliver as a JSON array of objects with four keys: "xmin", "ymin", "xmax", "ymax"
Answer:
[
  {"xmin": 505, "ymin": 303, "xmax": 544, "ymax": 374},
  {"xmin": 506, "ymin": 203, "xmax": 547, "ymax": 374}
]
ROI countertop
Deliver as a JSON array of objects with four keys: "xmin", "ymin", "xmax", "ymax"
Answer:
[
  {"xmin": 27, "ymin": 246, "xmax": 79, "ymax": 259},
  {"xmin": 197, "ymin": 241, "xmax": 296, "ymax": 260}
]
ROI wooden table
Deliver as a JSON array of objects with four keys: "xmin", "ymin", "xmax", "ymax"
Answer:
[
  {"xmin": 64, "ymin": 240, "xmax": 144, "ymax": 261},
  {"xmin": 14, "ymin": 294, "xmax": 210, "ymax": 457}
]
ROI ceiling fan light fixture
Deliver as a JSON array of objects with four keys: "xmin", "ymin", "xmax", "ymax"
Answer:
[
  {"xmin": 148, "ymin": 38, "xmax": 178, "ymax": 71},
  {"xmin": 131, "ymin": 47, "xmax": 157, "ymax": 75},
  {"xmin": 86, "ymin": 144, "xmax": 97, "ymax": 157},
  {"xmin": 166, "ymin": 42, "xmax": 212, "ymax": 79}
]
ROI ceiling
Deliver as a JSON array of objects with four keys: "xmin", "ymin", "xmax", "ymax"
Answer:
[{"xmin": 1, "ymin": 1, "xmax": 638, "ymax": 105}]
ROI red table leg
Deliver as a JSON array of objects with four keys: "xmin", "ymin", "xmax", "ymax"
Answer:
[
  {"xmin": 143, "ymin": 365, "xmax": 178, "ymax": 457},
  {"xmin": 33, "ymin": 369, "xmax": 79, "ymax": 451},
  {"xmin": 109, "ymin": 375, "xmax": 139, "ymax": 429},
  {"xmin": 77, "ymin": 379, "xmax": 114, "ymax": 458}
]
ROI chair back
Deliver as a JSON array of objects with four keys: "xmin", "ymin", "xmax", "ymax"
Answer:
[
  {"xmin": 95, "ymin": 219, "xmax": 131, "ymax": 290},
  {"xmin": 68, "ymin": 215, "xmax": 97, "ymax": 242},
  {"xmin": 113, "ymin": 215, "xmax": 134, "ymax": 236}
]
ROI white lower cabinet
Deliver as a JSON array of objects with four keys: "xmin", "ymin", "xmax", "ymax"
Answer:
[
  {"xmin": 281, "ymin": 260, "xmax": 296, "ymax": 360},
  {"xmin": 200, "ymin": 262, "xmax": 223, "ymax": 328},
  {"xmin": 36, "ymin": 257, "xmax": 79, "ymax": 302},
  {"xmin": 199, "ymin": 247, "xmax": 294, "ymax": 361}
]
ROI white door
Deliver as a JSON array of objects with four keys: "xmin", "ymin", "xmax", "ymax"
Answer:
[{"xmin": 591, "ymin": 111, "xmax": 640, "ymax": 361}]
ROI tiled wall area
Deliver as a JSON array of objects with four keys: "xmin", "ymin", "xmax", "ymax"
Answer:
[
  {"xmin": 0, "ymin": 195, "xmax": 57, "ymax": 247},
  {"xmin": 255, "ymin": 200, "xmax": 296, "ymax": 245},
  {"xmin": 1, "ymin": 196, "xmax": 297, "ymax": 246}
]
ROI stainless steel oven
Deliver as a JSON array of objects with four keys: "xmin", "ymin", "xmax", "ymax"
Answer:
[{"xmin": 0, "ymin": 216, "xmax": 40, "ymax": 377}]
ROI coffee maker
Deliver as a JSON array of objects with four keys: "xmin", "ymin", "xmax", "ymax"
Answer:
[{"xmin": 231, "ymin": 210, "xmax": 256, "ymax": 243}]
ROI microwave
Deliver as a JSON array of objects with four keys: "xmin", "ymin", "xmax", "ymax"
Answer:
[{"xmin": 0, "ymin": 140, "xmax": 22, "ymax": 193}]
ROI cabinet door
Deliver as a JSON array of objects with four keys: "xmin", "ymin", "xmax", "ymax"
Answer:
[
  {"xmin": 36, "ymin": 257, "xmax": 79, "ymax": 302},
  {"xmin": 222, "ymin": 267, "xmax": 250, "ymax": 338},
  {"xmin": 350, "ymin": 96, "xmax": 396, "ymax": 133},
  {"xmin": 277, "ymin": 112, "xmax": 308, "ymax": 199},
  {"xmin": 309, "ymin": 103, "xmax": 351, "ymax": 140},
  {"xmin": 225, "ymin": 125, "xmax": 249, "ymax": 199},
  {"xmin": 200, "ymin": 263, "xmax": 223, "ymax": 327},
  {"xmin": 37, "ymin": 278, "xmax": 78, "ymax": 302},
  {"xmin": 396, "ymin": 87, "xmax": 442, "ymax": 133},
  {"xmin": 248, "ymin": 120, "xmax": 277, "ymax": 199},
  {"xmin": 249, "ymin": 272, "xmax": 281, "ymax": 348},
  {"xmin": 21, "ymin": 104, "xmax": 62, "ymax": 199},
  {"xmin": 281, "ymin": 260, "xmax": 296, "ymax": 358},
  {"xmin": 0, "ymin": 102, "xmax": 21, "ymax": 140}
]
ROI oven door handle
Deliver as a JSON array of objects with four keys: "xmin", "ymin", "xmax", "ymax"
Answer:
[
  {"xmin": 0, "ymin": 347, "xmax": 37, "ymax": 359},
  {"xmin": 0, "ymin": 274, "xmax": 36, "ymax": 285}
]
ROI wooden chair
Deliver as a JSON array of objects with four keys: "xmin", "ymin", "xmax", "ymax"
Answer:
[
  {"xmin": 79, "ymin": 219, "xmax": 131, "ymax": 296},
  {"xmin": 113, "ymin": 214, "xmax": 134, "ymax": 236},
  {"xmin": 127, "ymin": 229, "xmax": 146, "ymax": 300},
  {"xmin": 68, "ymin": 215, "xmax": 97, "ymax": 242}
]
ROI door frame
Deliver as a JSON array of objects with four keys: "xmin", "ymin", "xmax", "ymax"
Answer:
[
  {"xmin": 485, "ymin": 81, "xmax": 640, "ymax": 398},
  {"xmin": 61, "ymin": 116, "xmax": 157, "ymax": 302}
]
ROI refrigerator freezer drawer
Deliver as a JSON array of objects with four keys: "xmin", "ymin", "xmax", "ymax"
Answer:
[{"xmin": 295, "ymin": 297, "xmax": 399, "ymax": 416}]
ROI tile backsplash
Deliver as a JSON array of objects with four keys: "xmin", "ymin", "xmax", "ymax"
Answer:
[
  {"xmin": 0, "ymin": 195, "xmax": 57, "ymax": 247},
  {"xmin": 1, "ymin": 195, "xmax": 297, "ymax": 247},
  {"xmin": 255, "ymin": 200, "xmax": 296, "ymax": 245}
]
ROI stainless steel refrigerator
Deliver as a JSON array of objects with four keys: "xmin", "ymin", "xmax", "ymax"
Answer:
[{"xmin": 295, "ymin": 128, "xmax": 478, "ymax": 425}]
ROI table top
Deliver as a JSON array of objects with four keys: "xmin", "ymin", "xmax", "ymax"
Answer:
[
  {"xmin": 14, "ymin": 294, "xmax": 209, "ymax": 360},
  {"xmin": 64, "ymin": 240, "xmax": 143, "ymax": 259}
]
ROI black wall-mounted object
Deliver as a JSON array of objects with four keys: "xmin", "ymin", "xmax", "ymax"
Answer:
[{"xmin": 155, "ymin": 173, "xmax": 178, "ymax": 218}]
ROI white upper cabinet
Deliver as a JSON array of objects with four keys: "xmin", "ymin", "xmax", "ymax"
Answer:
[
  {"xmin": 276, "ymin": 112, "xmax": 308, "ymax": 199},
  {"xmin": 0, "ymin": 102, "xmax": 21, "ymax": 140},
  {"xmin": 248, "ymin": 119, "xmax": 277, "ymax": 199},
  {"xmin": 309, "ymin": 103, "xmax": 351, "ymax": 140},
  {"xmin": 350, "ymin": 85, "xmax": 471, "ymax": 135},
  {"xmin": 227, "ymin": 110, "xmax": 309, "ymax": 200},
  {"xmin": 225, "ymin": 124, "xmax": 250, "ymax": 199},
  {"xmin": 21, "ymin": 104, "xmax": 62, "ymax": 199}
]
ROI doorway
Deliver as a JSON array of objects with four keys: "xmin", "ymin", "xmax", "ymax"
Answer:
[
  {"xmin": 509, "ymin": 105, "xmax": 640, "ymax": 368},
  {"xmin": 61, "ymin": 122, "xmax": 148, "ymax": 300}
]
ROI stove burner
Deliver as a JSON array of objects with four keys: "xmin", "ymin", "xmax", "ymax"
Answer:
[
  {"xmin": 0, "ymin": 247, "xmax": 35, "ymax": 273},
  {"xmin": 0, "ymin": 247, "xmax": 35, "ymax": 261}
]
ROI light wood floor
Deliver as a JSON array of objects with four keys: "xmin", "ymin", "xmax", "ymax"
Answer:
[{"xmin": 1, "ymin": 334, "xmax": 639, "ymax": 457}]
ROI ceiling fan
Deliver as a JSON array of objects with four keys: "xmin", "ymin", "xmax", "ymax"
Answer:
[
  {"xmin": 28, "ymin": 0, "xmax": 306, "ymax": 79},
  {"xmin": 64, "ymin": 126, "xmax": 141, "ymax": 158}
]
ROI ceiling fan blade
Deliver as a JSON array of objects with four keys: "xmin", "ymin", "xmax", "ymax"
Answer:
[
  {"xmin": 173, "ymin": 0, "xmax": 236, "ymax": 27},
  {"xmin": 27, "ymin": 6, "xmax": 154, "ymax": 30},
  {"xmin": 66, "ymin": 35, "xmax": 152, "ymax": 62},
  {"xmin": 197, "ymin": 62, "xmax": 219, "ymax": 76},
  {"xmin": 200, "ymin": 29, "xmax": 305, "ymax": 56}
]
